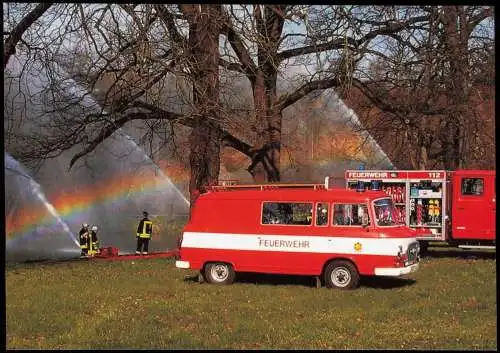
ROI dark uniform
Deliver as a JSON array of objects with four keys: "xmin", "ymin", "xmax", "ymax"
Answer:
[
  {"xmin": 79, "ymin": 224, "xmax": 89, "ymax": 257},
  {"xmin": 136, "ymin": 211, "xmax": 153, "ymax": 255}
]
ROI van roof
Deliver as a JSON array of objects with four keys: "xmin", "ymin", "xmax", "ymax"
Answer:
[{"xmin": 200, "ymin": 187, "xmax": 388, "ymax": 202}]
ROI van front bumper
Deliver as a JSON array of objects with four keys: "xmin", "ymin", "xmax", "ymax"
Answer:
[
  {"xmin": 175, "ymin": 260, "xmax": 190, "ymax": 269},
  {"xmin": 374, "ymin": 263, "xmax": 419, "ymax": 276}
]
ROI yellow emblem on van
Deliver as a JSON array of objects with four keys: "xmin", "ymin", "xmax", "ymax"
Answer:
[{"xmin": 354, "ymin": 242, "xmax": 362, "ymax": 252}]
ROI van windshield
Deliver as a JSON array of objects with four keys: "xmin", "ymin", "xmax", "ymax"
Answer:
[{"xmin": 373, "ymin": 198, "xmax": 404, "ymax": 226}]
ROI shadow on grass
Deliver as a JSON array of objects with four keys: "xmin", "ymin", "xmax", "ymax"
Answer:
[
  {"xmin": 6, "ymin": 252, "xmax": 178, "ymax": 270},
  {"xmin": 5, "ymin": 256, "xmax": 84, "ymax": 270},
  {"xmin": 236, "ymin": 272, "xmax": 318, "ymax": 288},
  {"xmin": 360, "ymin": 276, "xmax": 416, "ymax": 289},
  {"xmin": 184, "ymin": 272, "xmax": 416, "ymax": 290},
  {"xmin": 422, "ymin": 249, "xmax": 496, "ymax": 260}
]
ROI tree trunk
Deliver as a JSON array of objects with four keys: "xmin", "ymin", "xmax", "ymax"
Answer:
[
  {"xmin": 189, "ymin": 119, "xmax": 221, "ymax": 203},
  {"xmin": 248, "ymin": 72, "xmax": 282, "ymax": 183},
  {"xmin": 183, "ymin": 4, "xmax": 222, "ymax": 207},
  {"xmin": 247, "ymin": 6, "xmax": 285, "ymax": 183},
  {"xmin": 440, "ymin": 6, "xmax": 469, "ymax": 170}
]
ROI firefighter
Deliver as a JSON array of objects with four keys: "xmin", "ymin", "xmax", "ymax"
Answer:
[
  {"xmin": 434, "ymin": 200, "xmax": 441, "ymax": 223},
  {"xmin": 428, "ymin": 200, "xmax": 435, "ymax": 224},
  {"xmin": 136, "ymin": 211, "xmax": 153, "ymax": 255},
  {"xmin": 79, "ymin": 223, "xmax": 89, "ymax": 258},
  {"xmin": 89, "ymin": 225, "xmax": 100, "ymax": 256}
]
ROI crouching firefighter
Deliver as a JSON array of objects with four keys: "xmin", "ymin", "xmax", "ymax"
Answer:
[
  {"xmin": 136, "ymin": 211, "xmax": 153, "ymax": 255},
  {"xmin": 79, "ymin": 223, "xmax": 89, "ymax": 258},
  {"xmin": 88, "ymin": 225, "xmax": 101, "ymax": 256}
]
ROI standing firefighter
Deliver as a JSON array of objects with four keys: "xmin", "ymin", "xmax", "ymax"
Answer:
[
  {"xmin": 88, "ymin": 225, "xmax": 100, "ymax": 256},
  {"xmin": 136, "ymin": 211, "xmax": 153, "ymax": 255},
  {"xmin": 79, "ymin": 223, "xmax": 89, "ymax": 258}
]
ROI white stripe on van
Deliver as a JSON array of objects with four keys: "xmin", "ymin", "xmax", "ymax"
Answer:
[{"xmin": 181, "ymin": 232, "xmax": 416, "ymax": 256}]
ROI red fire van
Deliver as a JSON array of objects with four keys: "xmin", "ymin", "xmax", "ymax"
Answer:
[
  {"xmin": 344, "ymin": 169, "xmax": 496, "ymax": 251},
  {"xmin": 176, "ymin": 180, "xmax": 421, "ymax": 289}
]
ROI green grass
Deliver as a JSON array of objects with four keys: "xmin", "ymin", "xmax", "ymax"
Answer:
[{"xmin": 5, "ymin": 248, "xmax": 497, "ymax": 350}]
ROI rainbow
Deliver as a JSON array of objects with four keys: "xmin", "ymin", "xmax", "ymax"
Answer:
[{"xmin": 6, "ymin": 169, "xmax": 189, "ymax": 240}]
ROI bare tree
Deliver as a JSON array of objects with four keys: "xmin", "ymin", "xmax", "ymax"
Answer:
[
  {"xmin": 219, "ymin": 5, "xmax": 431, "ymax": 181},
  {"xmin": 346, "ymin": 5, "xmax": 494, "ymax": 170},
  {"xmin": 438, "ymin": 6, "xmax": 494, "ymax": 169},
  {"xmin": 5, "ymin": 4, "xmax": 241, "ymax": 203}
]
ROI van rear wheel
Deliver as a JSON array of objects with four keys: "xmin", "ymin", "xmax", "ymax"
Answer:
[
  {"xmin": 324, "ymin": 260, "xmax": 359, "ymax": 289},
  {"xmin": 204, "ymin": 262, "xmax": 235, "ymax": 285}
]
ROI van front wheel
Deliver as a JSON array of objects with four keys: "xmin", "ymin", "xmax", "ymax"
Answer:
[
  {"xmin": 204, "ymin": 262, "xmax": 235, "ymax": 285},
  {"xmin": 324, "ymin": 260, "xmax": 359, "ymax": 289}
]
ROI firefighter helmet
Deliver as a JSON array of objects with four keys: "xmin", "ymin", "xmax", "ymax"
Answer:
[
  {"xmin": 91, "ymin": 225, "xmax": 98, "ymax": 231},
  {"xmin": 82, "ymin": 223, "xmax": 88, "ymax": 228}
]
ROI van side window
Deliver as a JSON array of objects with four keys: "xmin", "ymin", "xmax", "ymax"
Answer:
[
  {"xmin": 262, "ymin": 202, "xmax": 313, "ymax": 225},
  {"xmin": 316, "ymin": 203, "xmax": 329, "ymax": 226},
  {"xmin": 333, "ymin": 204, "xmax": 369, "ymax": 226},
  {"xmin": 462, "ymin": 178, "xmax": 484, "ymax": 196}
]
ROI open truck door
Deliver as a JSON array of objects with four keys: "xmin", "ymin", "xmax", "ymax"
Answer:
[{"xmin": 451, "ymin": 170, "xmax": 496, "ymax": 242}]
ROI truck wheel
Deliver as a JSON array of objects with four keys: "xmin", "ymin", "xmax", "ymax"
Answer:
[
  {"xmin": 324, "ymin": 260, "xmax": 360, "ymax": 289},
  {"xmin": 204, "ymin": 262, "xmax": 235, "ymax": 285}
]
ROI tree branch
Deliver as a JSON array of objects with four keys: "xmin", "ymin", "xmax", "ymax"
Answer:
[
  {"xmin": 219, "ymin": 58, "xmax": 247, "ymax": 74},
  {"xmin": 350, "ymin": 78, "xmax": 449, "ymax": 120},
  {"xmin": 221, "ymin": 131, "xmax": 253, "ymax": 158},
  {"xmin": 69, "ymin": 108, "xmax": 183, "ymax": 168},
  {"xmin": 467, "ymin": 7, "xmax": 493, "ymax": 36},
  {"xmin": 69, "ymin": 101, "xmax": 256, "ymax": 168},
  {"xmin": 132, "ymin": 101, "xmax": 255, "ymax": 159},
  {"xmin": 277, "ymin": 15, "xmax": 429, "ymax": 62},
  {"xmin": 220, "ymin": 9, "xmax": 257, "ymax": 83},
  {"xmin": 3, "ymin": 3, "xmax": 53, "ymax": 69},
  {"xmin": 350, "ymin": 78, "xmax": 408, "ymax": 121},
  {"xmin": 111, "ymin": 65, "xmax": 174, "ymax": 113},
  {"xmin": 275, "ymin": 77, "xmax": 341, "ymax": 111},
  {"xmin": 155, "ymin": 4, "xmax": 187, "ymax": 46}
]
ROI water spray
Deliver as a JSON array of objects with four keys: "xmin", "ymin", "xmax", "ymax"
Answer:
[
  {"xmin": 5, "ymin": 153, "xmax": 80, "ymax": 247},
  {"xmin": 120, "ymin": 132, "xmax": 190, "ymax": 206},
  {"xmin": 53, "ymin": 62, "xmax": 190, "ymax": 206}
]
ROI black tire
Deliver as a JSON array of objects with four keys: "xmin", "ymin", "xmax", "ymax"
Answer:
[
  {"xmin": 324, "ymin": 260, "xmax": 360, "ymax": 289},
  {"xmin": 204, "ymin": 262, "xmax": 235, "ymax": 285}
]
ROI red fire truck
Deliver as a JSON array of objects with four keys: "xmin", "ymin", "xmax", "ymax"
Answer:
[
  {"xmin": 344, "ymin": 170, "xmax": 496, "ymax": 252},
  {"xmin": 176, "ymin": 180, "xmax": 421, "ymax": 289}
]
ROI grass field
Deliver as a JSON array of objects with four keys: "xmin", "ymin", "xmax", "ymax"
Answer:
[{"xmin": 5, "ymin": 246, "xmax": 497, "ymax": 350}]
